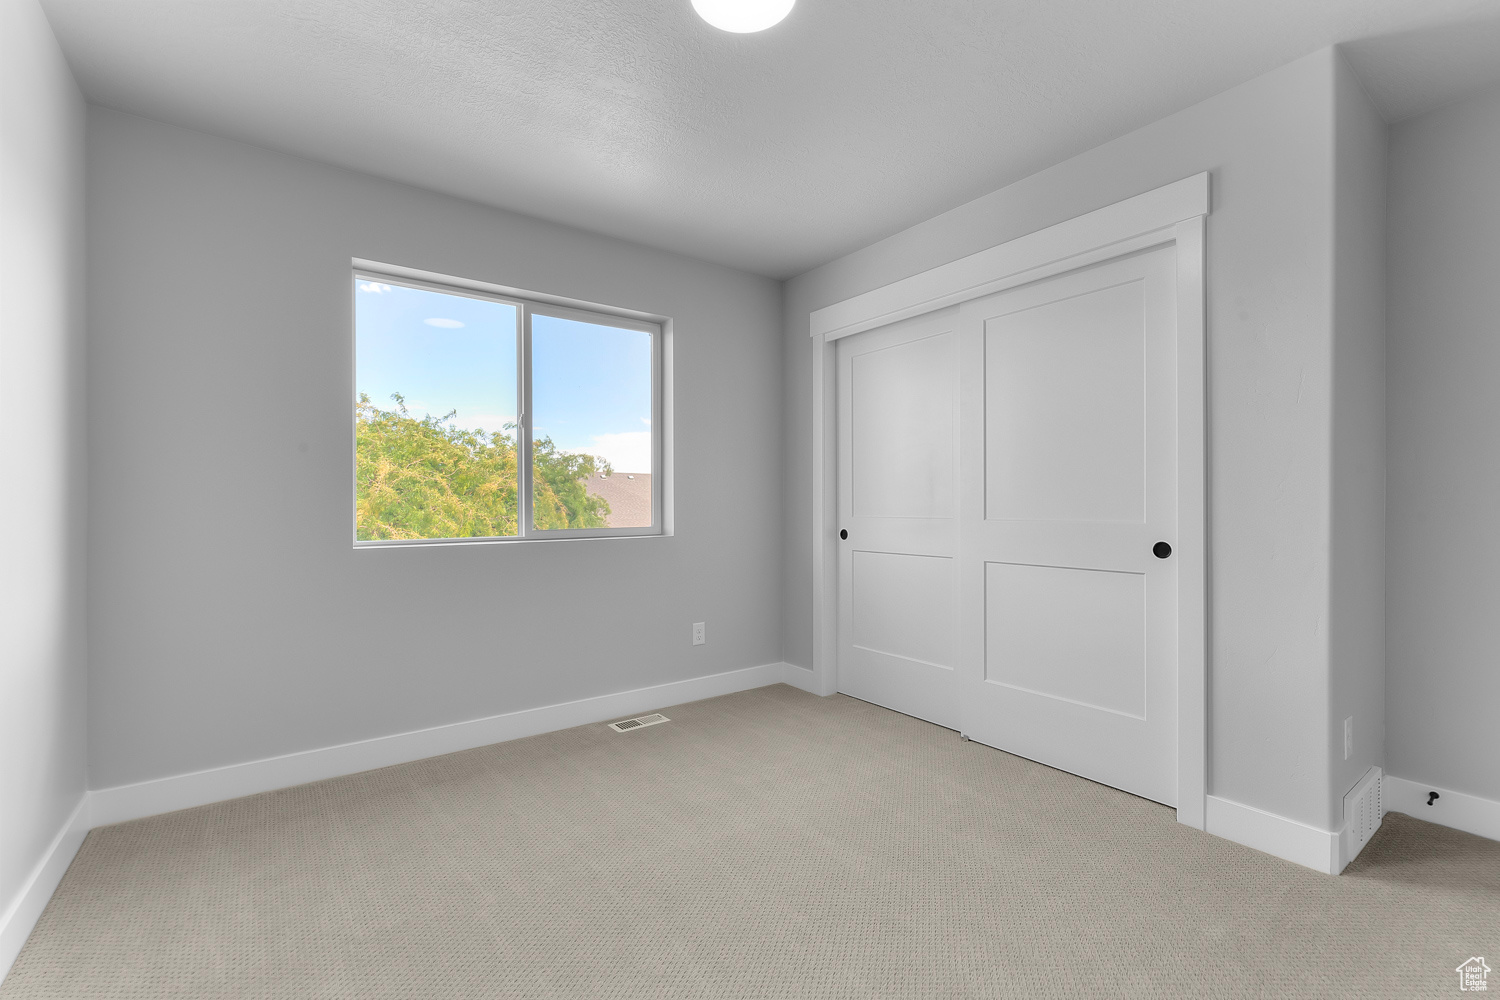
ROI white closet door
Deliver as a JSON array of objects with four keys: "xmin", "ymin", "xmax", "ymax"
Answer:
[
  {"xmin": 956, "ymin": 247, "xmax": 1179, "ymax": 805},
  {"xmin": 836, "ymin": 309, "xmax": 960, "ymax": 730}
]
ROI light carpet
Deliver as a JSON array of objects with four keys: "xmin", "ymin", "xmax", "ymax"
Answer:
[{"xmin": 3, "ymin": 684, "xmax": 1496, "ymax": 998}]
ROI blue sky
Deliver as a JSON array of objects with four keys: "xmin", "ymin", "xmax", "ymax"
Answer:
[{"xmin": 355, "ymin": 279, "xmax": 653, "ymax": 472}]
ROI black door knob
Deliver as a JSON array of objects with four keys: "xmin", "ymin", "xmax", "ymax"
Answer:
[
  {"xmin": 840, "ymin": 529, "xmax": 848, "ymax": 540},
  {"xmin": 1153, "ymin": 541, "xmax": 1172, "ymax": 559}
]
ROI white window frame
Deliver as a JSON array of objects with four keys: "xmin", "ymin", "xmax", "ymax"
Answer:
[{"xmin": 352, "ymin": 261, "xmax": 667, "ymax": 546}]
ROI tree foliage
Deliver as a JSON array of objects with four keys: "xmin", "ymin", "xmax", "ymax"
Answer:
[{"xmin": 355, "ymin": 393, "xmax": 610, "ymax": 540}]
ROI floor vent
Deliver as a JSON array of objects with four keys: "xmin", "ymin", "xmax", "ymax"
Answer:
[
  {"xmin": 608, "ymin": 713, "xmax": 670, "ymax": 733},
  {"xmin": 1341, "ymin": 766, "xmax": 1383, "ymax": 871}
]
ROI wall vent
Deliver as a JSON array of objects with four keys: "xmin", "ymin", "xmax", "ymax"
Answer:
[
  {"xmin": 1340, "ymin": 766, "xmax": 1383, "ymax": 871},
  {"xmin": 608, "ymin": 713, "xmax": 669, "ymax": 733}
]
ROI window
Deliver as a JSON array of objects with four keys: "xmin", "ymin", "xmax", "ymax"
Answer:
[{"xmin": 353, "ymin": 270, "xmax": 661, "ymax": 543}]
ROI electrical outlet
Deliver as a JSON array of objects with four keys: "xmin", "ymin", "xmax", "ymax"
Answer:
[
  {"xmin": 1344, "ymin": 716, "xmax": 1353, "ymax": 760},
  {"xmin": 692, "ymin": 622, "xmax": 706, "ymax": 646}
]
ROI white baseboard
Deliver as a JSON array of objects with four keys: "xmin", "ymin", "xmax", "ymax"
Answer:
[
  {"xmin": 778, "ymin": 661, "xmax": 828, "ymax": 695},
  {"xmin": 3, "ymin": 663, "xmax": 821, "ymax": 982},
  {"xmin": 0, "ymin": 795, "xmax": 90, "ymax": 982},
  {"xmin": 5, "ymin": 663, "xmax": 807, "ymax": 984},
  {"xmin": 1385, "ymin": 775, "xmax": 1500, "ymax": 843},
  {"xmin": 1205, "ymin": 774, "xmax": 1500, "ymax": 876},
  {"xmin": 91, "ymin": 662, "xmax": 797, "ymax": 828},
  {"xmin": 1205, "ymin": 794, "xmax": 1340, "ymax": 874}
]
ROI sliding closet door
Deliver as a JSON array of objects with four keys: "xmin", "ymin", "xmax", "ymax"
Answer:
[
  {"xmin": 956, "ymin": 247, "xmax": 1179, "ymax": 806},
  {"xmin": 835, "ymin": 309, "xmax": 960, "ymax": 730}
]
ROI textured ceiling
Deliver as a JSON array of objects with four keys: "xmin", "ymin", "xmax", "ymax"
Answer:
[{"xmin": 40, "ymin": 0, "xmax": 1500, "ymax": 277}]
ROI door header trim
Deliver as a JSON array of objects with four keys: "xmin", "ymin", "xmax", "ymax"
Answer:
[{"xmin": 810, "ymin": 173, "xmax": 1209, "ymax": 342}]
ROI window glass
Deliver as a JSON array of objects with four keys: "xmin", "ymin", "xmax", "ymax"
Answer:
[
  {"xmin": 352, "ymin": 273, "xmax": 660, "ymax": 543},
  {"xmin": 354, "ymin": 279, "xmax": 519, "ymax": 540},
  {"xmin": 531, "ymin": 313, "xmax": 654, "ymax": 530}
]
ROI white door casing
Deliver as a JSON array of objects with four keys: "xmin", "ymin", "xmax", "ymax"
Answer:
[{"xmin": 808, "ymin": 173, "xmax": 1207, "ymax": 827}]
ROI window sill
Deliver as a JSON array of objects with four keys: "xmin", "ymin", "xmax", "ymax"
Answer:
[{"xmin": 352, "ymin": 530, "xmax": 665, "ymax": 550}]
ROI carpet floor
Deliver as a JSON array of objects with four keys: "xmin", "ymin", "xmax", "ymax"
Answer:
[{"xmin": 3, "ymin": 684, "xmax": 1496, "ymax": 999}]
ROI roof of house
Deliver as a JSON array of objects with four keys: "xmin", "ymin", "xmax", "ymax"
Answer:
[{"xmin": 584, "ymin": 473, "xmax": 652, "ymax": 529}]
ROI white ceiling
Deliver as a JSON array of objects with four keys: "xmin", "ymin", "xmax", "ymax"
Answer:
[{"xmin": 40, "ymin": 0, "xmax": 1500, "ymax": 278}]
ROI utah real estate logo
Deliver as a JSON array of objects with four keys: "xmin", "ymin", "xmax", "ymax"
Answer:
[{"xmin": 1458, "ymin": 957, "xmax": 1491, "ymax": 992}]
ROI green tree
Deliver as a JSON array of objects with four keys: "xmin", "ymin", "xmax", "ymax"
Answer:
[
  {"xmin": 531, "ymin": 436, "xmax": 612, "ymax": 530},
  {"xmin": 355, "ymin": 393, "xmax": 610, "ymax": 540}
]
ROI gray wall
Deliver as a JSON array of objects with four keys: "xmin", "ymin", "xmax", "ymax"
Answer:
[
  {"xmin": 86, "ymin": 109, "xmax": 784, "ymax": 789},
  {"xmin": 783, "ymin": 49, "xmax": 1356, "ymax": 829},
  {"xmin": 0, "ymin": 0, "xmax": 88, "ymax": 926},
  {"xmin": 1386, "ymin": 78, "xmax": 1500, "ymax": 803},
  {"xmin": 1328, "ymin": 57, "xmax": 1389, "ymax": 818}
]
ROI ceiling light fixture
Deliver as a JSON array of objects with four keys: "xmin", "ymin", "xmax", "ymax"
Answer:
[{"xmin": 691, "ymin": 0, "xmax": 795, "ymax": 33}]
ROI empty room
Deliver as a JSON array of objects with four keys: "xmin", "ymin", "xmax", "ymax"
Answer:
[{"xmin": 3, "ymin": 0, "xmax": 1499, "ymax": 996}]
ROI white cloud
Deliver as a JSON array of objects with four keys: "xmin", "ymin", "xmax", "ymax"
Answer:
[
  {"xmin": 449, "ymin": 412, "xmax": 515, "ymax": 433},
  {"xmin": 397, "ymin": 406, "xmax": 512, "ymax": 431},
  {"xmin": 571, "ymin": 431, "xmax": 651, "ymax": 474},
  {"xmin": 363, "ymin": 398, "xmax": 513, "ymax": 433},
  {"xmin": 358, "ymin": 282, "xmax": 393, "ymax": 293},
  {"xmin": 366, "ymin": 393, "xmax": 428, "ymax": 413},
  {"xmin": 424, "ymin": 317, "xmax": 465, "ymax": 328}
]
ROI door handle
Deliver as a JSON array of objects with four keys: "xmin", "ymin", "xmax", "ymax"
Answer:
[
  {"xmin": 840, "ymin": 529, "xmax": 848, "ymax": 540},
  {"xmin": 1153, "ymin": 541, "xmax": 1172, "ymax": 559}
]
